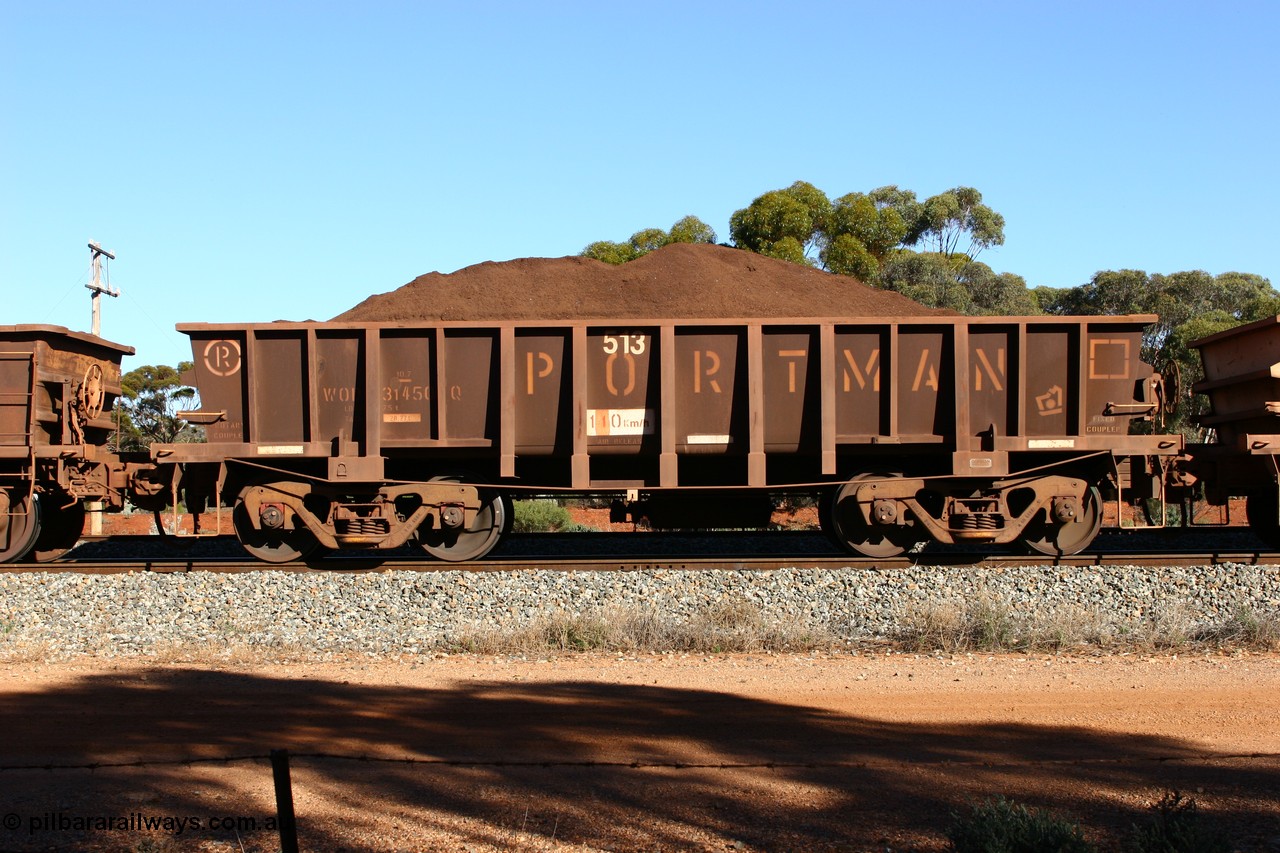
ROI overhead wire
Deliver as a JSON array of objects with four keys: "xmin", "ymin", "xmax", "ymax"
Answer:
[{"xmin": 36, "ymin": 261, "xmax": 94, "ymax": 326}]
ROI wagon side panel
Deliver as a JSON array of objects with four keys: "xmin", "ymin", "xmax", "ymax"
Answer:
[{"xmin": 185, "ymin": 329, "xmax": 250, "ymax": 445}]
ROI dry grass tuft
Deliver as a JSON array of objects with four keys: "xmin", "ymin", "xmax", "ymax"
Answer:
[
  {"xmin": 448, "ymin": 600, "xmax": 838, "ymax": 655},
  {"xmin": 1191, "ymin": 604, "xmax": 1280, "ymax": 650},
  {"xmin": 0, "ymin": 636, "xmax": 58, "ymax": 664},
  {"xmin": 4, "ymin": 591, "xmax": 1276, "ymax": 664},
  {"xmin": 898, "ymin": 591, "xmax": 1280, "ymax": 654},
  {"xmin": 896, "ymin": 593, "xmax": 1098, "ymax": 653}
]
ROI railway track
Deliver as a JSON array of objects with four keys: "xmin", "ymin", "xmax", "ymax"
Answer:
[{"xmin": 4, "ymin": 530, "xmax": 1279, "ymax": 574}]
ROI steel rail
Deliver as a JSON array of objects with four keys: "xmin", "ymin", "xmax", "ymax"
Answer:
[{"xmin": 5, "ymin": 539, "xmax": 1279, "ymax": 576}]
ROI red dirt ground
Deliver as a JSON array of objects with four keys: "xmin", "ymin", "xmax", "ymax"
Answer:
[{"xmin": 0, "ymin": 654, "xmax": 1276, "ymax": 852}]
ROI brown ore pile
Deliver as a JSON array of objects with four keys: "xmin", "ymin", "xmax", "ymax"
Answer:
[{"xmin": 333, "ymin": 243, "xmax": 949, "ymax": 322}]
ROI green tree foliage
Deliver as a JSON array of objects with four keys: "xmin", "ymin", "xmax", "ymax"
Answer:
[
  {"xmin": 1150, "ymin": 271, "xmax": 1276, "ymax": 347},
  {"xmin": 728, "ymin": 181, "xmax": 1018, "ymax": 310},
  {"xmin": 880, "ymin": 254, "xmax": 1039, "ymax": 315},
  {"xmin": 868, "ymin": 185, "xmax": 925, "ymax": 232},
  {"xmin": 667, "ymin": 214, "xmax": 717, "ymax": 245},
  {"xmin": 964, "ymin": 265, "xmax": 1040, "ymax": 316},
  {"xmin": 1038, "ymin": 269, "xmax": 1149, "ymax": 317},
  {"xmin": 1040, "ymin": 269, "xmax": 1277, "ymax": 360},
  {"xmin": 880, "ymin": 253, "xmax": 968, "ymax": 311},
  {"xmin": 113, "ymin": 362, "xmax": 200, "ymax": 451},
  {"xmin": 1040, "ymin": 270, "xmax": 1279, "ymax": 435},
  {"xmin": 628, "ymin": 227, "xmax": 668, "ymax": 255},
  {"xmin": 905, "ymin": 186, "xmax": 1006, "ymax": 262},
  {"xmin": 821, "ymin": 191, "xmax": 910, "ymax": 281},
  {"xmin": 1029, "ymin": 285, "xmax": 1062, "ymax": 313},
  {"xmin": 580, "ymin": 215, "xmax": 717, "ymax": 265},
  {"xmin": 584, "ymin": 181, "xmax": 1019, "ymax": 308},
  {"xmin": 580, "ymin": 240, "xmax": 639, "ymax": 265},
  {"xmin": 728, "ymin": 181, "xmax": 832, "ymax": 266}
]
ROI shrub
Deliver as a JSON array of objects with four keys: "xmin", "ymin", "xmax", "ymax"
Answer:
[
  {"xmin": 512, "ymin": 500, "xmax": 573, "ymax": 533},
  {"xmin": 1126, "ymin": 792, "xmax": 1229, "ymax": 853},
  {"xmin": 900, "ymin": 593, "xmax": 1029, "ymax": 653},
  {"xmin": 539, "ymin": 612, "xmax": 610, "ymax": 651},
  {"xmin": 948, "ymin": 797, "xmax": 1095, "ymax": 853},
  {"xmin": 559, "ymin": 522, "xmax": 599, "ymax": 533},
  {"xmin": 511, "ymin": 500, "xmax": 599, "ymax": 533}
]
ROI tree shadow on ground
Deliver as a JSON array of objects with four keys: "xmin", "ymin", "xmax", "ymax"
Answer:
[{"xmin": 0, "ymin": 668, "xmax": 1275, "ymax": 851}]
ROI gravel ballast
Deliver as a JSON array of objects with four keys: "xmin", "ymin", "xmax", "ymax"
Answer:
[{"xmin": 1, "ymin": 564, "xmax": 1278, "ymax": 659}]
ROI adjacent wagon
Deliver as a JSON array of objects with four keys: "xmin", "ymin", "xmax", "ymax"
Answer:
[
  {"xmin": 1187, "ymin": 315, "xmax": 1280, "ymax": 544},
  {"xmin": 0, "ymin": 325, "xmax": 134, "ymax": 561}
]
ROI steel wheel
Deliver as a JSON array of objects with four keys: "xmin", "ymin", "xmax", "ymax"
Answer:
[
  {"xmin": 232, "ymin": 491, "xmax": 319, "ymax": 564},
  {"xmin": 417, "ymin": 479, "xmax": 509, "ymax": 562},
  {"xmin": 1022, "ymin": 486, "xmax": 1102, "ymax": 556},
  {"xmin": 29, "ymin": 498, "xmax": 85, "ymax": 562},
  {"xmin": 0, "ymin": 493, "xmax": 41, "ymax": 563},
  {"xmin": 827, "ymin": 475, "xmax": 910, "ymax": 558}
]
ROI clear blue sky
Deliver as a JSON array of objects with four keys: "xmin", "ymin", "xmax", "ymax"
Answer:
[{"xmin": 3, "ymin": 1, "xmax": 1277, "ymax": 367}]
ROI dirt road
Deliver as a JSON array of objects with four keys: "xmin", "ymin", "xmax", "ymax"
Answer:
[{"xmin": 0, "ymin": 652, "xmax": 1276, "ymax": 851}]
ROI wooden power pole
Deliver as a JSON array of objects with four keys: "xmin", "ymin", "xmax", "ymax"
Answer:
[
  {"xmin": 86, "ymin": 241, "xmax": 118, "ymax": 336},
  {"xmin": 85, "ymin": 241, "xmax": 118, "ymax": 535}
]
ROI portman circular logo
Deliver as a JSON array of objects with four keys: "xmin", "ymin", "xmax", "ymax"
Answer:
[{"xmin": 203, "ymin": 339, "xmax": 242, "ymax": 377}]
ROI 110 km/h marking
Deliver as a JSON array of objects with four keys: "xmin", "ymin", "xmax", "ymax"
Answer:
[{"xmin": 587, "ymin": 408, "xmax": 653, "ymax": 436}]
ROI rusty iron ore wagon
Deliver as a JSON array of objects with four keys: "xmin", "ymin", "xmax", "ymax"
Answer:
[
  {"xmin": 0, "ymin": 325, "xmax": 142, "ymax": 561},
  {"xmin": 150, "ymin": 314, "xmax": 1182, "ymax": 562},
  {"xmin": 1186, "ymin": 315, "xmax": 1280, "ymax": 545}
]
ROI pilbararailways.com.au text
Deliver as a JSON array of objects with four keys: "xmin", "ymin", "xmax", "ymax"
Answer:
[{"xmin": 6, "ymin": 811, "xmax": 277, "ymax": 836}]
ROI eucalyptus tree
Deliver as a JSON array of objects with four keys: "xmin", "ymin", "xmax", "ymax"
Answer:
[
  {"xmin": 113, "ymin": 362, "xmax": 200, "ymax": 451},
  {"xmin": 821, "ymin": 191, "xmax": 910, "ymax": 281},
  {"xmin": 906, "ymin": 186, "xmax": 1005, "ymax": 262},
  {"xmin": 728, "ymin": 181, "xmax": 832, "ymax": 266},
  {"xmin": 580, "ymin": 215, "xmax": 717, "ymax": 265}
]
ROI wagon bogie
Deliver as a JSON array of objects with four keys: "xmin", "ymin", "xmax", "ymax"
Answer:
[
  {"xmin": 825, "ymin": 471, "xmax": 1105, "ymax": 557},
  {"xmin": 224, "ymin": 476, "xmax": 499, "ymax": 561}
]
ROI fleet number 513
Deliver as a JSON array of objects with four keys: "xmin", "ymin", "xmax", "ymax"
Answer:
[{"xmin": 601, "ymin": 334, "xmax": 646, "ymax": 355}]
